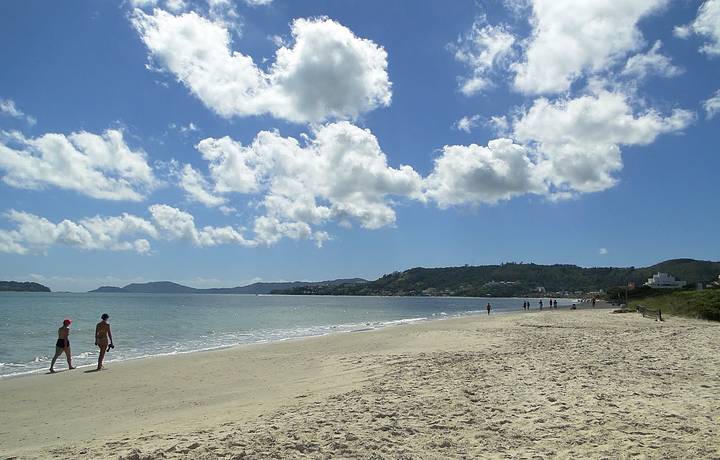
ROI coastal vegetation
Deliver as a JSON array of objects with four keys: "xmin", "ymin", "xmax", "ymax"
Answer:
[
  {"xmin": 0, "ymin": 281, "xmax": 51, "ymax": 292},
  {"xmin": 273, "ymin": 259, "xmax": 720, "ymax": 297},
  {"xmin": 630, "ymin": 288, "xmax": 720, "ymax": 321}
]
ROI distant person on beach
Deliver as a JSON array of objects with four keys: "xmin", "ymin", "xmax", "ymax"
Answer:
[
  {"xmin": 50, "ymin": 319, "xmax": 75, "ymax": 373},
  {"xmin": 95, "ymin": 313, "xmax": 114, "ymax": 371},
  {"xmin": 554, "ymin": 299, "xmax": 558, "ymax": 309},
  {"xmin": 539, "ymin": 300, "xmax": 543, "ymax": 311},
  {"xmin": 486, "ymin": 303, "xmax": 491, "ymax": 315},
  {"xmin": 592, "ymin": 297, "xmax": 596, "ymax": 308}
]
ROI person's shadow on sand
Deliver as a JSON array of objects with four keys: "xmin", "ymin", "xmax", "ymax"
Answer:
[{"xmin": 83, "ymin": 369, "xmax": 101, "ymax": 373}]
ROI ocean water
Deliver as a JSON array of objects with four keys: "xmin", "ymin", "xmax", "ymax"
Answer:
[{"xmin": 0, "ymin": 293, "xmax": 574, "ymax": 378}]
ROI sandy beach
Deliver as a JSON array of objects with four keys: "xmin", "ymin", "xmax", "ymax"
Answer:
[{"xmin": 1, "ymin": 306, "xmax": 719, "ymax": 459}]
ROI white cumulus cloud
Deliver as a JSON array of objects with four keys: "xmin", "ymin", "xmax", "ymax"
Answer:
[
  {"xmin": 513, "ymin": 90, "xmax": 695, "ymax": 193},
  {"xmin": 195, "ymin": 122, "xmax": 422, "ymax": 245},
  {"xmin": 0, "ymin": 129, "xmax": 157, "ymax": 201},
  {"xmin": 426, "ymin": 90, "xmax": 694, "ymax": 207},
  {"xmin": 130, "ymin": 0, "xmax": 159, "ymax": 7},
  {"xmin": 513, "ymin": 0, "xmax": 667, "ymax": 94},
  {"xmin": 132, "ymin": 10, "xmax": 391, "ymax": 123},
  {"xmin": 452, "ymin": 17, "xmax": 516, "ymax": 96},
  {"xmin": 674, "ymin": 0, "xmax": 720, "ymax": 57},
  {"xmin": 621, "ymin": 41, "xmax": 683, "ymax": 80},
  {"xmin": 149, "ymin": 204, "xmax": 255, "ymax": 247},
  {"xmin": 0, "ymin": 204, "xmax": 260, "ymax": 254},
  {"xmin": 454, "ymin": 115, "xmax": 482, "ymax": 133},
  {"xmin": 177, "ymin": 164, "xmax": 227, "ymax": 207},
  {"xmin": 424, "ymin": 138, "xmax": 544, "ymax": 207},
  {"xmin": 0, "ymin": 210, "xmax": 155, "ymax": 255}
]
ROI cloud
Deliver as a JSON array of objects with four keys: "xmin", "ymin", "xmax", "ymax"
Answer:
[
  {"xmin": 503, "ymin": 0, "xmax": 531, "ymax": 16},
  {"xmin": 488, "ymin": 115, "xmax": 510, "ymax": 136},
  {"xmin": 427, "ymin": 90, "xmax": 694, "ymax": 207},
  {"xmin": 243, "ymin": 0, "xmax": 272, "ymax": 5},
  {"xmin": 130, "ymin": 0, "xmax": 158, "ymax": 7},
  {"xmin": 454, "ymin": 115, "xmax": 511, "ymax": 135},
  {"xmin": 424, "ymin": 138, "xmax": 544, "ymax": 207},
  {"xmin": 513, "ymin": 0, "xmax": 667, "ymax": 94},
  {"xmin": 0, "ymin": 204, "xmax": 258, "ymax": 254},
  {"xmin": 454, "ymin": 115, "xmax": 482, "ymax": 133},
  {"xmin": 252, "ymin": 216, "xmax": 327, "ymax": 247},
  {"xmin": 452, "ymin": 17, "xmax": 516, "ymax": 96},
  {"xmin": 177, "ymin": 164, "xmax": 227, "ymax": 207},
  {"xmin": 0, "ymin": 129, "xmax": 156, "ymax": 201},
  {"xmin": 169, "ymin": 122, "xmax": 199, "ymax": 134},
  {"xmin": 674, "ymin": 0, "xmax": 720, "ymax": 56},
  {"xmin": 194, "ymin": 122, "xmax": 422, "ymax": 245},
  {"xmin": 621, "ymin": 41, "xmax": 683, "ymax": 80},
  {"xmin": 0, "ymin": 210, "xmax": 155, "ymax": 254},
  {"xmin": 195, "ymin": 135, "xmax": 262, "ymax": 195},
  {"xmin": 599, "ymin": 247, "xmax": 608, "ymax": 255},
  {"xmin": 132, "ymin": 10, "xmax": 391, "ymax": 123},
  {"xmin": 703, "ymin": 89, "xmax": 720, "ymax": 119},
  {"xmin": 513, "ymin": 90, "xmax": 694, "ymax": 193},
  {"xmin": 0, "ymin": 229, "xmax": 27, "ymax": 254},
  {"xmin": 0, "ymin": 98, "xmax": 36, "ymax": 125},
  {"xmin": 131, "ymin": 0, "xmax": 191, "ymax": 12},
  {"xmin": 164, "ymin": 0, "xmax": 187, "ymax": 13},
  {"xmin": 149, "ymin": 204, "xmax": 255, "ymax": 247}
]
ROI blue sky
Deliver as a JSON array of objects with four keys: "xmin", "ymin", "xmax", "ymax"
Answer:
[{"xmin": 1, "ymin": 0, "xmax": 718, "ymax": 291}]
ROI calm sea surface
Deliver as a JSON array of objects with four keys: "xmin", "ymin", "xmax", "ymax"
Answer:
[{"xmin": 0, "ymin": 293, "xmax": 574, "ymax": 378}]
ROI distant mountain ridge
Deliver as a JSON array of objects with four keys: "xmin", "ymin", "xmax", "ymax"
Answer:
[
  {"xmin": 89, "ymin": 279, "xmax": 367, "ymax": 294},
  {"xmin": 0, "ymin": 281, "xmax": 51, "ymax": 292},
  {"xmin": 274, "ymin": 259, "xmax": 720, "ymax": 297}
]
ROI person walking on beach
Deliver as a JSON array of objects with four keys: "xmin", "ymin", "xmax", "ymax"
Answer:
[
  {"xmin": 486, "ymin": 302, "xmax": 492, "ymax": 315},
  {"xmin": 592, "ymin": 297, "xmax": 596, "ymax": 308},
  {"xmin": 539, "ymin": 299, "xmax": 543, "ymax": 311},
  {"xmin": 95, "ymin": 313, "xmax": 113, "ymax": 371},
  {"xmin": 554, "ymin": 299, "xmax": 558, "ymax": 309},
  {"xmin": 50, "ymin": 319, "xmax": 75, "ymax": 373}
]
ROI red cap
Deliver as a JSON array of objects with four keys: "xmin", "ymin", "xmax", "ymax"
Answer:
[{"xmin": 63, "ymin": 318, "xmax": 72, "ymax": 325}]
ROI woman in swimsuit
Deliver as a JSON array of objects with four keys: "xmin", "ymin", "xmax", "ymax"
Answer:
[
  {"xmin": 95, "ymin": 313, "xmax": 113, "ymax": 371},
  {"xmin": 50, "ymin": 319, "xmax": 75, "ymax": 373}
]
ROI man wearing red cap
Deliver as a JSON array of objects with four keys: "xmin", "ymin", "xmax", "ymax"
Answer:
[{"xmin": 50, "ymin": 318, "xmax": 75, "ymax": 373}]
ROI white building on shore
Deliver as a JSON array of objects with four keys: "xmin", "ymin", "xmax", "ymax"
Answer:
[
  {"xmin": 644, "ymin": 272, "xmax": 686, "ymax": 289},
  {"xmin": 709, "ymin": 275, "xmax": 720, "ymax": 288}
]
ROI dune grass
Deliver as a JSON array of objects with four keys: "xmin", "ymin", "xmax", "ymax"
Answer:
[{"xmin": 630, "ymin": 288, "xmax": 720, "ymax": 321}]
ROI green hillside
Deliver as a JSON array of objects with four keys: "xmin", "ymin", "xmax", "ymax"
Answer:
[
  {"xmin": 0, "ymin": 281, "xmax": 51, "ymax": 292},
  {"xmin": 274, "ymin": 259, "xmax": 720, "ymax": 297}
]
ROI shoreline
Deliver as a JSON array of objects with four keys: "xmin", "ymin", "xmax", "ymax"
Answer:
[
  {"xmin": 7, "ymin": 304, "xmax": 715, "ymax": 459},
  {"xmin": 1, "ymin": 291, "xmax": 588, "ymax": 300},
  {"xmin": 1, "ymin": 301, "xmax": 579, "ymax": 381}
]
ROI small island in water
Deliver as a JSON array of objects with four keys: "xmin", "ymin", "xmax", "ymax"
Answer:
[{"xmin": 0, "ymin": 281, "xmax": 51, "ymax": 292}]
